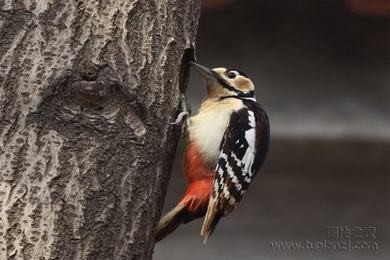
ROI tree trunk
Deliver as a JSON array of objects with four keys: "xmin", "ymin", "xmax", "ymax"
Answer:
[{"xmin": 0, "ymin": 0, "xmax": 200, "ymax": 259}]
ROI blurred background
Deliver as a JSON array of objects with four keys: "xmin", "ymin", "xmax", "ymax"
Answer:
[{"xmin": 155, "ymin": 0, "xmax": 389, "ymax": 259}]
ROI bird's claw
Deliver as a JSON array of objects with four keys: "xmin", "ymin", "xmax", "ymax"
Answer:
[
  {"xmin": 170, "ymin": 94, "xmax": 191, "ymax": 137},
  {"xmin": 169, "ymin": 111, "xmax": 189, "ymax": 125},
  {"xmin": 170, "ymin": 94, "xmax": 191, "ymax": 124}
]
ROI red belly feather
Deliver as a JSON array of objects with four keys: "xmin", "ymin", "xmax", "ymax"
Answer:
[{"xmin": 179, "ymin": 141, "xmax": 214, "ymax": 214}]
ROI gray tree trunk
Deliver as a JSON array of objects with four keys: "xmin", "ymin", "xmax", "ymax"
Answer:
[{"xmin": 0, "ymin": 0, "xmax": 200, "ymax": 259}]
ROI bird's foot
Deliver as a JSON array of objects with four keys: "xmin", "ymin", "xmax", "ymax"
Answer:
[
  {"xmin": 169, "ymin": 111, "xmax": 189, "ymax": 126},
  {"xmin": 170, "ymin": 94, "xmax": 191, "ymax": 137}
]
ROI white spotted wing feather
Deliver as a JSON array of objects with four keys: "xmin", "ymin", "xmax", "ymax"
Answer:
[{"xmin": 201, "ymin": 103, "xmax": 269, "ymax": 242}]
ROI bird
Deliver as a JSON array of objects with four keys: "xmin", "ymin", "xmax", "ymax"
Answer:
[{"xmin": 155, "ymin": 62, "xmax": 270, "ymax": 243}]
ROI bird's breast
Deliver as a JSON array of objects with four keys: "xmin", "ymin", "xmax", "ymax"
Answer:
[{"xmin": 187, "ymin": 98, "xmax": 244, "ymax": 165}]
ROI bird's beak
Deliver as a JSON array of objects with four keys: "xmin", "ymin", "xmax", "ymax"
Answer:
[{"xmin": 189, "ymin": 62, "xmax": 216, "ymax": 81}]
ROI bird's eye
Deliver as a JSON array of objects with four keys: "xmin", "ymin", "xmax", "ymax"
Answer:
[{"xmin": 227, "ymin": 72, "xmax": 237, "ymax": 79}]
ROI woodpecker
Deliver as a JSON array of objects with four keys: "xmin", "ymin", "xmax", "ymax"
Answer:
[{"xmin": 156, "ymin": 62, "xmax": 270, "ymax": 243}]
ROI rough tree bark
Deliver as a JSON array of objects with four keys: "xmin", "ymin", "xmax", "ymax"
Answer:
[{"xmin": 0, "ymin": 0, "xmax": 200, "ymax": 259}]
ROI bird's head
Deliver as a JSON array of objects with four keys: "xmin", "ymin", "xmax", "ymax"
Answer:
[{"xmin": 190, "ymin": 62, "xmax": 255, "ymax": 100}]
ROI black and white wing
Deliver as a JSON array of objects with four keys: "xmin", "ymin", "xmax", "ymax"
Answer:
[{"xmin": 201, "ymin": 101, "xmax": 270, "ymax": 241}]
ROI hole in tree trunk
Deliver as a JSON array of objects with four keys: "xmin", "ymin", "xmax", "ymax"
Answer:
[{"xmin": 179, "ymin": 47, "xmax": 196, "ymax": 92}]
